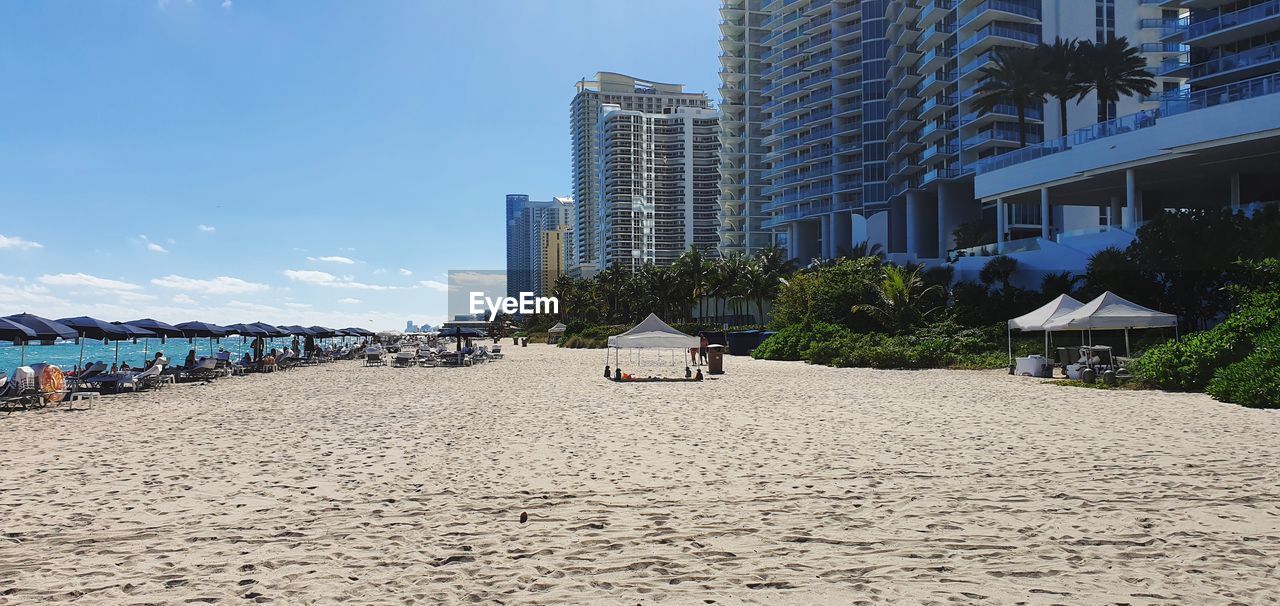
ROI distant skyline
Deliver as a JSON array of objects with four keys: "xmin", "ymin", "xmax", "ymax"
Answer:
[{"xmin": 0, "ymin": 0, "xmax": 720, "ymax": 328}]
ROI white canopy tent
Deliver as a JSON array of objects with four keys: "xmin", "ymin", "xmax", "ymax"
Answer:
[
  {"xmin": 607, "ymin": 314, "xmax": 700, "ymax": 349},
  {"xmin": 606, "ymin": 314, "xmax": 700, "ymax": 380},
  {"xmin": 1006, "ymin": 294, "xmax": 1085, "ymax": 367},
  {"xmin": 548, "ymin": 323, "xmax": 567, "ymax": 334},
  {"xmin": 1042, "ymin": 291, "xmax": 1177, "ymax": 357}
]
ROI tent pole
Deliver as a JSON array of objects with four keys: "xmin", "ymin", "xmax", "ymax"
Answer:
[
  {"xmin": 1125, "ymin": 328, "xmax": 1131, "ymax": 358},
  {"xmin": 79, "ymin": 334, "xmax": 85, "ymax": 371},
  {"xmin": 1006, "ymin": 324, "xmax": 1013, "ymax": 371},
  {"xmin": 115, "ymin": 341, "xmax": 120, "ymax": 366}
]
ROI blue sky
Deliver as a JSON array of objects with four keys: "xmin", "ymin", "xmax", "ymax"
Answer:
[{"xmin": 0, "ymin": 0, "xmax": 720, "ymax": 329}]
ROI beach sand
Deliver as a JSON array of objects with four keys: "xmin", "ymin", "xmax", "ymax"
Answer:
[{"xmin": 1, "ymin": 344, "xmax": 1278, "ymax": 604}]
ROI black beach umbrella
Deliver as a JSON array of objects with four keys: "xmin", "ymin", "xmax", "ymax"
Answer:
[
  {"xmin": 0, "ymin": 318, "xmax": 37, "ymax": 342},
  {"xmin": 56, "ymin": 316, "xmax": 133, "ymax": 370},
  {"xmin": 110, "ymin": 322, "xmax": 158, "ymax": 367},
  {"xmin": 123, "ymin": 318, "xmax": 184, "ymax": 364},
  {"xmin": 176, "ymin": 321, "xmax": 230, "ymax": 357},
  {"xmin": 3, "ymin": 313, "xmax": 78, "ymax": 366}
]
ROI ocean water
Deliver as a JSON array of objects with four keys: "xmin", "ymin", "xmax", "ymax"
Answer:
[{"xmin": 0, "ymin": 337, "xmax": 352, "ymax": 373}]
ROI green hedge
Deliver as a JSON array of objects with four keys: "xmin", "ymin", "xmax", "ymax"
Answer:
[
  {"xmin": 1206, "ymin": 326, "xmax": 1280, "ymax": 408},
  {"xmin": 752, "ymin": 322, "xmax": 853, "ymax": 361},
  {"xmin": 1132, "ymin": 289, "xmax": 1280, "ymax": 391}
]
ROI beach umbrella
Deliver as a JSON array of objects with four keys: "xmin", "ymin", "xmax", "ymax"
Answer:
[
  {"xmin": 248, "ymin": 322, "xmax": 288, "ymax": 338},
  {"xmin": 4, "ymin": 313, "xmax": 78, "ymax": 366},
  {"xmin": 176, "ymin": 321, "xmax": 230, "ymax": 357},
  {"xmin": 0, "ymin": 318, "xmax": 37, "ymax": 342},
  {"xmin": 307, "ymin": 326, "xmax": 336, "ymax": 338},
  {"xmin": 224, "ymin": 323, "xmax": 271, "ymax": 359},
  {"xmin": 281, "ymin": 325, "xmax": 315, "ymax": 336},
  {"xmin": 123, "ymin": 319, "xmax": 184, "ymax": 365},
  {"xmin": 56, "ymin": 316, "xmax": 133, "ymax": 370},
  {"xmin": 108, "ymin": 322, "xmax": 158, "ymax": 367}
]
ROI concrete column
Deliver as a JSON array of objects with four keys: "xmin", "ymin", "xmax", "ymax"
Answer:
[
  {"xmin": 996, "ymin": 197, "xmax": 1006, "ymax": 253},
  {"xmin": 1039, "ymin": 187, "xmax": 1051, "ymax": 240},
  {"xmin": 1230, "ymin": 173, "xmax": 1241, "ymax": 210},
  {"xmin": 832, "ymin": 211, "xmax": 852, "ymax": 256},
  {"xmin": 1109, "ymin": 196, "xmax": 1122, "ymax": 228},
  {"xmin": 1123, "ymin": 168, "xmax": 1137, "ymax": 230},
  {"xmin": 786, "ymin": 224, "xmax": 798, "ymax": 260},
  {"xmin": 906, "ymin": 191, "xmax": 927, "ymax": 258},
  {"xmin": 819, "ymin": 214, "xmax": 833, "ymax": 259}
]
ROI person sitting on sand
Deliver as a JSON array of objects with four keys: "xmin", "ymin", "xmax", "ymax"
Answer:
[{"xmin": 120, "ymin": 362, "xmax": 131, "ymax": 372}]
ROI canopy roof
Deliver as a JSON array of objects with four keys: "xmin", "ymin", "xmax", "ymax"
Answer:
[
  {"xmin": 1043, "ymin": 291, "xmax": 1178, "ymax": 331},
  {"xmin": 548, "ymin": 323, "xmax": 568, "ymax": 333},
  {"xmin": 57, "ymin": 316, "xmax": 133, "ymax": 340},
  {"xmin": 1008, "ymin": 294, "xmax": 1084, "ymax": 331},
  {"xmin": 112, "ymin": 322, "xmax": 158, "ymax": 338},
  {"xmin": 175, "ymin": 321, "xmax": 230, "ymax": 338},
  {"xmin": 4, "ymin": 313, "xmax": 78, "ymax": 340},
  {"xmin": 124, "ymin": 318, "xmax": 185, "ymax": 337},
  {"xmin": 607, "ymin": 314, "xmax": 699, "ymax": 349},
  {"xmin": 0, "ymin": 318, "xmax": 37, "ymax": 341}
]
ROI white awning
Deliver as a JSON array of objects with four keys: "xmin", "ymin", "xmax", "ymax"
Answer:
[
  {"xmin": 1008, "ymin": 294, "xmax": 1084, "ymax": 331},
  {"xmin": 607, "ymin": 313, "xmax": 700, "ymax": 349},
  {"xmin": 1043, "ymin": 291, "xmax": 1178, "ymax": 331},
  {"xmin": 548, "ymin": 323, "xmax": 568, "ymax": 333}
]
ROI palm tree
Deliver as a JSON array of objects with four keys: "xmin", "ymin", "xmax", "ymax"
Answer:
[
  {"xmin": 852, "ymin": 265, "xmax": 944, "ymax": 333},
  {"xmin": 738, "ymin": 259, "xmax": 781, "ymax": 324},
  {"xmin": 841, "ymin": 240, "xmax": 885, "ymax": 260},
  {"xmin": 1037, "ymin": 38, "xmax": 1089, "ymax": 138},
  {"xmin": 973, "ymin": 46, "xmax": 1046, "ymax": 148},
  {"xmin": 1076, "ymin": 37, "xmax": 1156, "ymax": 123}
]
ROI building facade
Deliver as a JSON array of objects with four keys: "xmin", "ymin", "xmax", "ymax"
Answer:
[
  {"xmin": 597, "ymin": 105, "xmax": 721, "ymax": 271},
  {"xmin": 505, "ymin": 194, "xmax": 574, "ymax": 299},
  {"xmin": 967, "ymin": 0, "xmax": 1280, "ymax": 287},
  {"xmin": 540, "ymin": 226, "xmax": 567, "ymax": 296},
  {"xmin": 717, "ymin": 0, "xmax": 1181, "ymax": 265},
  {"xmin": 570, "ymin": 72, "xmax": 711, "ymax": 275}
]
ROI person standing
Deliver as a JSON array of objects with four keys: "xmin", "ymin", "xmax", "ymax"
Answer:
[
  {"xmin": 291, "ymin": 335, "xmax": 301, "ymax": 356},
  {"xmin": 251, "ymin": 336, "xmax": 264, "ymax": 362}
]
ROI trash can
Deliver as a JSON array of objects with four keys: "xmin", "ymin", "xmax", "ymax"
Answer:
[{"xmin": 706, "ymin": 344, "xmax": 725, "ymax": 375}]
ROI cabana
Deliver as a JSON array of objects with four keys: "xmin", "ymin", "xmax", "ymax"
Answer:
[
  {"xmin": 605, "ymin": 314, "xmax": 701, "ymax": 382},
  {"xmin": 1042, "ymin": 291, "xmax": 1178, "ymax": 358},
  {"xmin": 1006, "ymin": 294, "xmax": 1084, "ymax": 370},
  {"xmin": 547, "ymin": 322, "xmax": 567, "ymax": 345}
]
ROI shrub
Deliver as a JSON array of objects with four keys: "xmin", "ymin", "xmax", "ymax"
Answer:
[
  {"xmin": 1206, "ymin": 326, "xmax": 1280, "ymax": 408},
  {"xmin": 1132, "ymin": 285, "xmax": 1280, "ymax": 391},
  {"xmin": 752, "ymin": 322, "xmax": 854, "ymax": 361},
  {"xmin": 769, "ymin": 257, "xmax": 884, "ymax": 331}
]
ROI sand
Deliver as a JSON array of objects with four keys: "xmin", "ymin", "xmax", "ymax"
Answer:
[{"xmin": 1, "ymin": 344, "xmax": 1278, "ymax": 604}]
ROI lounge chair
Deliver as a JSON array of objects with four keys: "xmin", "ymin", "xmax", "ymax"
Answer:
[
  {"xmin": 391, "ymin": 351, "xmax": 416, "ymax": 368},
  {"xmin": 130, "ymin": 365, "xmax": 165, "ymax": 391},
  {"xmin": 364, "ymin": 350, "xmax": 385, "ymax": 367},
  {"xmin": 180, "ymin": 358, "xmax": 219, "ymax": 382},
  {"xmin": 490, "ymin": 345, "xmax": 503, "ymax": 360}
]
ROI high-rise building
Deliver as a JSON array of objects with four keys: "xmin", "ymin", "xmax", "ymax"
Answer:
[
  {"xmin": 540, "ymin": 226, "xmax": 567, "ymax": 295},
  {"xmin": 570, "ymin": 72, "xmax": 711, "ymax": 275},
  {"xmin": 717, "ymin": 0, "xmax": 1181, "ymax": 264},
  {"xmin": 965, "ymin": 0, "xmax": 1280, "ymax": 285},
  {"xmin": 597, "ymin": 105, "xmax": 721, "ymax": 271},
  {"xmin": 505, "ymin": 194, "xmax": 573, "ymax": 299}
]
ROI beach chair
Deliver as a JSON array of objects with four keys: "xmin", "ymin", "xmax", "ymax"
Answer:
[
  {"xmin": 364, "ymin": 350, "xmax": 385, "ymax": 367},
  {"xmin": 180, "ymin": 358, "xmax": 220, "ymax": 382},
  {"xmin": 391, "ymin": 351, "xmax": 416, "ymax": 368},
  {"xmin": 490, "ymin": 345, "xmax": 503, "ymax": 360},
  {"xmin": 131, "ymin": 365, "xmax": 165, "ymax": 391}
]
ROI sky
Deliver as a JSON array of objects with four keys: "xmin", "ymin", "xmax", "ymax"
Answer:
[{"xmin": 0, "ymin": 0, "xmax": 721, "ymax": 330}]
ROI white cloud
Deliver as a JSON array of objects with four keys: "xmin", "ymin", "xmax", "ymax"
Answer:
[
  {"xmin": 197, "ymin": 224, "xmax": 216, "ymax": 233},
  {"xmin": 38, "ymin": 273, "xmax": 142, "ymax": 291},
  {"xmin": 0, "ymin": 234, "xmax": 44, "ymax": 251},
  {"xmin": 373, "ymin": 268, "xmax": 387, "ymax": 275},
  {"xmin": 222, "ymin": 0, "xmax": 232, "ymax": 8},
  {"xmin": 172, "ymin": 294, "xmax": 197, "ymax": 304},
  {"xmin": 137, "ymin": 235, "xmax": 169, "ymax": 253},
  {"xmin": 419, "ymin": 280, "xmax": 450, "ymax": 293},
  {"xmin": 398, "ymin": 268, "xmax": 413, "ymax": 276},
  {"xmin": 337, "ymin": 298, "xmax": 361, "ymax": 305},
  {"xmin": 307, "ymin": 255, "xmax": 356, "ymax": 265},
  {"xmin": 151, "ymin": 275, "xmax": 270, "ymax": 295},
  {"xmin": 284, "ymin": 302, "xmax": 311, "ymax": 309},
  {"xmin": 283, "ymin": 269, "xmax": 396, "ymax": 291}
]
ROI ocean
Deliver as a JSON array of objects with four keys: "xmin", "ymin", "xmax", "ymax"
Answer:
[{"xmin": 0, "ymin": 336, "xmax": 345, "ymax": 373}]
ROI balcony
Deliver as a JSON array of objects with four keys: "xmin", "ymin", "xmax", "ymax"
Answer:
[
  {"xmin": 921, "ymin": 166, "xmax": 972, "ymax": 185},
  {"xmin": 918, "ymin": 71, "xmax": 956, "ymax": 98},
  {"xmin": 1183, "ymin": 0, "xmax": 1280, "ymax": 47},
  {"xmin": 975, "ymin": 72, "xmax": 1280, "ymax": 175},
  {"xmin": 919, "ymin": 21, "xmax": 957, "ymax": 52},
  {"xmin": 919, "ymin": 0, "xmax": 956, "ymax": 30},
  {"xmin": 958, "ymin": 0, "xmax": 1040, "ymax": 31},
  {"xmin": 961, "ymin": 126, "xmax": 1040, "ymax": 151},
  {"xmin": 1171, "ymin": 41, "xmax": 1280, "ymax": 87},
  {"xmin": 921, "ymin": 143, "xmax": 959, "ymax": 163},
  {"xmin": 960, "ymin": 103, "xmax": 1043, "ymax": 128},
  {"xmin": 920, "ymin": 46, "xmax": 957, "ymax": 73},
  {"xmin": 958, "ymin": 23, "xmax": 1039, "ymax": 55},
  {"xmin": 921, "ymin": 118, "xmax": 958, "ymax": 142},
  {"xmin": 920, "ymin": 94, "xmax": 958, "ymax": 120}
]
